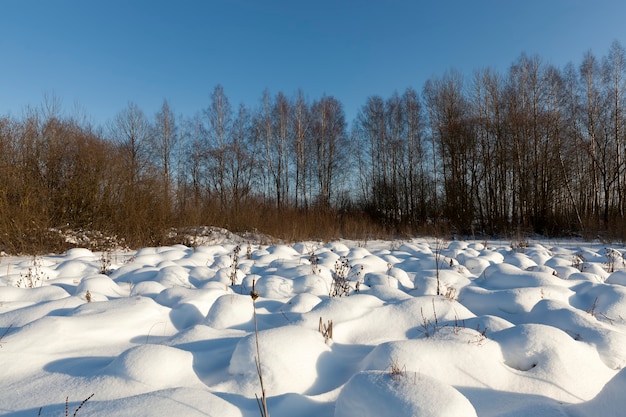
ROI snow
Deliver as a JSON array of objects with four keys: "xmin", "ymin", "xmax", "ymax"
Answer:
[
  {"xmin": 335, "ymin": 371, "xmax": 478, "ymax": 417},
  {"xmin": 2, "ymin": 236, "xmax": 626, "ymax": 416}
]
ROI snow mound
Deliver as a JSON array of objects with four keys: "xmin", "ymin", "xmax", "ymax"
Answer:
[
  {"xmin": 283, "ymin": 293, "xmax": 322, "ymax": 313},
  {"xmin": 492, "ymin": 323, "xmax": 614, "ymax": 401},
  {"xmin": 83, "ymin": 387, "xmax": 243, "ymax": 417},
  {"xmin": 335, "ymin": 371, "xmax": 477, "ymax": 417},
  {"xmin": 229, "ymin": 325, "xmax": 331, "ymax": 395},
  {"xmin": 480, "ymin": 263, "xmax": 565, "ymax": 289},
  {"xmin": 253, "ymin": 274, "xmax": 294, "ymax": 298},
  {"xmin": 292, "ymin": 274, "xmax": 332, "ymax": 296},
  {"xmin": 75, "ymin": 274, "xmax": 127, "ymax": 298},
  {"xmin": 105, "ymin": 344, "xmax": 203, "ymax": 388},
  {"xmin": 360, "ymin": 329, "xmax": 504, "ymax": 389},
  {"xmin": 205, "ymin": 293, "xmax": 254, "ymax": 329},
  {"xmin": 0, "ymin": 285, "xmax": 70, "ymax": 303},
  {"xmin": 606, "ymin": 270, "xmax": 626, "ymax": 286},
  {"xmin": 572, "ymin": 367, "xmax": 626, "ymax": 417}
]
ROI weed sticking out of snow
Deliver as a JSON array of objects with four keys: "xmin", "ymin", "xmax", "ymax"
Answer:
[
  {"xmin": 37, "ymin": 393, "xmax": 94, "ymax": 417},
  {"xmin": 309, "ymin": 251, "xmax": 320, "ymax": 275},
  {"xmin": 603, "ymin": 247, "xmax": 624, "ymax": 273},
  {"xmin": 14, "ymin": 256, "xmax": 48, "ymax": 288},
  {"xmin": 249, "ymin": 280, "xmax": 269, "ymax": 417},
  {"xmin": 229, "ymin": 245, "xmax": 242, "ymax": 286},
  {"xmin": 416, "ymin": 298, "xmax": 443, "ymax": 338},
  {"xmin": 99, "ymin": 250, "xmax": 112, "ymax": 275},
  {"xmin": 318, "ymin": 317, "xmax": 333, "ymax": 343},
  {"xmin": 388, "ymin": 357, "xmax": 407, "ymax": 381},
  {"xmin": 329, "ymin": 256, "xmax": 363, "ymax": 297}
]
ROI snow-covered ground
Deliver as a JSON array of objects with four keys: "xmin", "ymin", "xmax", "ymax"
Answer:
[{"xmin": 1, "ymin": 233, "xmax": 626, "ymax": 416}]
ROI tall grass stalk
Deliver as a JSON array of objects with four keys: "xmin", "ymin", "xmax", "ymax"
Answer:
[{"xmin": 250, "ymin": 279, "xmax": 269, "ymax": 417}]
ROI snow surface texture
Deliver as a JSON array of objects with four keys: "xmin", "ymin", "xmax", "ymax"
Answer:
[{"xmin": 2, "ymin": 236, "xmax": 626, "ymax": 416}]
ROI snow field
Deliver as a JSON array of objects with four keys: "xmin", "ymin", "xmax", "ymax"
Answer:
[{"xmin": 1, "ymin": 237, "xmax": 626, "ymax": 416}]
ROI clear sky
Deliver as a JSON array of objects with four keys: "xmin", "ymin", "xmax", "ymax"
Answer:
[{"xmin": 2, "ymin": 0, "xmax": 626, "ymax": 127}]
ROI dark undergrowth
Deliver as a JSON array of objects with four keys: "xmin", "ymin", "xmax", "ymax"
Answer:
[{"xmin": 2, "ymin": 204, "xmax": 625, "ymax": 255}]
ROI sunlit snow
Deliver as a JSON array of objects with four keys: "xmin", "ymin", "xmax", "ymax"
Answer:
[{"xmin": 1, "ymin": 233, "xmax": 626, "ymax": 416}]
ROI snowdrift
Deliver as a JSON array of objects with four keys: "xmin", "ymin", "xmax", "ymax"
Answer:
[{"xmin": 2, "ymin": 237, "xmax": 626, "ymax": 416}]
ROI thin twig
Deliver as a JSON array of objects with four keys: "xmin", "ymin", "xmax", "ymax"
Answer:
[
  {"xmin": 73, "ymin": 393, "xmax": 94, "ymax": 417},
  {"xmin": 251, "ymin": 280, "xmax": 269, "ymax": 417}
]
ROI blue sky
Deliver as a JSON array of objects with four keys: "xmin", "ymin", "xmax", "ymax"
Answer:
[{"xmin": 1, "ymin": 0, "xmax": 626, "ymax": 127}]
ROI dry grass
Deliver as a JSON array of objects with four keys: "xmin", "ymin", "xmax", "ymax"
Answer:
[
  {"xmin": 389, "ymin": 357, "xmax": 407, "ymax": 381},
  {"xmin": 250, "ymin": 280, "xmax": 269, "ymax": 417},
  {"xmin": 318, "ymin": 317, "xmax": 333, "ymax": 343},
  {"xmin": 15, "ymin": 257, "xmax": 47, "ymax": 288},
  {"xmin": 329, "ymin": 257, "xmax": 363, "ymax": 298},
  {"xmin": 36, "ymin": 394, "xmax": 94, "ymax": 417}
]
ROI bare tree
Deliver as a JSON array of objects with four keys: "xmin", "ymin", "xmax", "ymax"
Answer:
[
  {"xmin": 424, "ymin": 70, "xmax": 476, "ymax": 232},
  {"xmin": 402, "ymin": 87, "xmax": 428, "ymax": 225},
  {"xmin": 292, "ymin": 90, "xmax": 311, "ymax": 209},
  {"xmin": 182, "ymin": 113, "xmax": 208, "ymax": 213},
  {"xmin": 152, "ymin": 99, "xmax": 177, "ymax": 220},
  {"xmin": 310, "ymin": 95, "xmax": 346, "ymax": 208},
  {"xmin": 603, "ymin": 40, "xmax": 626, "ymax": 217},
  {"xmin": 254, "ymin": 90, "xmax": 291, "ymax": 209},
  {"xmin": 206, "ymin": 84, "xmax": 234, "ymax": 208},
  {"xmin": 581, "ymin": 50, "xmax": 613, "ymax": 227},
  {"xmin": 357, "ymin": 95, "xmax": 389, "ymax": 222},
  {"xmin": 109, "ymin": 102, "xmax": 151, "ymax": 189},
  {"xmin": 227, "ymin": 103, "xmax": 256, "ymax": 215},
  {"xmin": 273, "ymin": 91, "xmax": 291, "ymax": 208}
]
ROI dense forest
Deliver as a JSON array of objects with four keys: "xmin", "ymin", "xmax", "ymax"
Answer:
[{"xmin": 2, "ymin": 41, "xmax": 626, "ymax": 252}]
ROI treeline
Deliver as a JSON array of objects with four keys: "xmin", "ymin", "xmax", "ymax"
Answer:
[
  {"xmin": 2, "ymin": 41, "xmax": 626, "ymax": 252},
  {"xmin": 359, "ymin": 40, "xmax": 626, "ymax": 237}
]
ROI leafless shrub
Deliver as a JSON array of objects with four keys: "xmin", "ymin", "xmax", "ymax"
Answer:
[
  {"xmin": 572, "ymin": 253, "xmax": 584, "ymax": 271},
  {"xmin": 230, "ymin": 245, "xmax": 241, "ymax": 286},
  {"xmin": 584, "ymin": 296, "xmax": 617, "ymax": 324},
  {"xmin": 598, "ymin": 312, "xmax": 616, "ymax": 325},
  {"xmin": 329, "ymin": 256, "xmax": 362, "ymax": 297},
  {"xmin": 100, "ymin": 250, "xmax": 112, "ymax": 275},
  {"xmin": 309, "ymin": 251, "xmax": 320, "ymax": 275},
  {"xmin": 444, "ymin": 286, "xmax": 457, "ymax": 301},
  {"xmin": 389, "ymin": 240, "xmax": 401, "ymax": 251},
  {"xmin": 389, "ymin": 357, "xmax": 406, "ymax": 381},
  {"xmin": 451, "ymin": 316, "xmax": 489, "ymax": 345},
  {"xmin": 432, "ymin": 238, "xmax": 447, "ymax": 296},
  {"xmin": 511, "ymin": 238, "xmax": 529, "ymax": 253},
  {"xmin": 470, "ymin": 325, "xmax": 488, "ymax": 346},
  {"xmin": 604, "ymin": 247, "xmax": 623, "ymax": 273},
  {"xmin": 124, "ymin": 254, "xmax": 137, "ymax": 264},
  {"xmin": 15, "ymin": 257, "xmax": 47, "ymax": 288},
  {"xmin": 418, "ymin": 299, "xmax": 440, "ymax": 338},
  {"xmin": 452, "ymin": 315, "xmax": 464, "ymax": 334}
]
